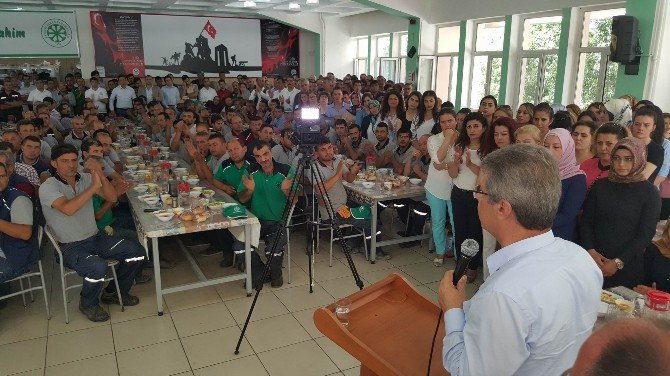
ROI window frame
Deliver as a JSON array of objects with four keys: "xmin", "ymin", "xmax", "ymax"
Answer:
[
  {"xmin": 514, "ymin": 11, "xmax": 562, "ymax": 109},
  {"xmin": 434, "ymin": 23, "xmax": 461, "ymax": 101},
  {"xmin": 468, "ymin": 18, "xmax": 506, "ymax": 108},
  {"xmin": 571, "ymin": 4, "xmax": 626, "ymax": 107}
]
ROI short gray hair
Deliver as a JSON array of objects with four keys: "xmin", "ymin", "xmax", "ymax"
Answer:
[
  {"xmin": 480, "ymin": 144, "xmax": 561, "ymax": 230},
  {"xmin": 0, "ymin": 149, "xmax": 15, "ymax": 169}
]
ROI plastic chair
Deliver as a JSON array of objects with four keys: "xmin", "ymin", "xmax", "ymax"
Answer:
[
  {"xmin": 315, "ymin": 211, "xmax": 368, "ymax": 267},
  {"xmin": 44, "ymin": 226, "xmax": 124, "ymax": 324}
]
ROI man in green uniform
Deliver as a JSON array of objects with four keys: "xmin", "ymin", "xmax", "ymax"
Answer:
[{"xmin": 238, "ymin": 141, "xmax": 294, "ymax": 287}]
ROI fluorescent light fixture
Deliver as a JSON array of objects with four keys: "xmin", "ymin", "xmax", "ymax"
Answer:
[
  {"xmin": 306, "ymin": 0, "xmax": 318, "ymax": 4},
  {"xmin": 243, "ymin": 0, "xmax": 256, "ymax": 7},
  {"xmin": 288, "ymin": 2, "xmax": 300, "ymax": 9}
]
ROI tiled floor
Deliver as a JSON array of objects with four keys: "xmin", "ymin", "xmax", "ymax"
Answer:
[{"xmin": 0, "ymin": 218, "xmax": 482, "ymax": 376}]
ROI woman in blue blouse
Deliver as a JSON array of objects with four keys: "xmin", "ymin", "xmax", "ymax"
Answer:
[{"xmin": 543, "ymin": 128, "xmax": 587, "ymax": 242}]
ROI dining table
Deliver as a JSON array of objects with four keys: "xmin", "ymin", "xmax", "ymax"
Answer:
[{"xmin": 343, "ymin": 180, "xmax": 432, "ymax": 263}]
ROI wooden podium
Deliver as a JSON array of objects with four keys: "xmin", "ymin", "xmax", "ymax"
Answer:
[{"xmin": 313, "ymin": 273, "xmax": 450, "ymax": 376}]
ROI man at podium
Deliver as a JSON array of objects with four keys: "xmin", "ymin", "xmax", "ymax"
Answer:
[{"xmin": 438, "ymin": 144, "xmax": 602, "ymax": 376}]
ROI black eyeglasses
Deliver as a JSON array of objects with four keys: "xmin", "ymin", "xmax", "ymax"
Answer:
[{"xmin": 471, "ymin": 184, "xmax": 489, "ymax": 197}]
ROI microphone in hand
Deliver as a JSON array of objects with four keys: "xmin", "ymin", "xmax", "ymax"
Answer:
[{"xmin": 453, "ymin": 239, "xmax": 480, "ymax": 285}]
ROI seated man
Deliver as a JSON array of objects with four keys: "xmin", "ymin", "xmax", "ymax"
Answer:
[
  {"xmin": 188, "ymin": 133, "xmax": 228, "ymax": 179},
  {"xmin": 40, "ymin": 143, "xmax": 145, "ymax": 322},
  {"xmin": 271, "ymin": 129, "xmax": 300, "ymax": 170},
  {"xmin": 238, "ymin": 116, "xmax": 262, "ymax": 147},
  {"xmin": 389, "ymin": 127, "xmax": 416, "ymax": 175},
  {"xmin": 93, "ymin": 129, "xmax": 123, "ymax": 174},
  {"xmin": 370, "ymin": 122, "xmax": 396, "ymax": 168},
  {"xmin": 0, "ymin": 161, "xmax": 39, "ymax": 308},
  {"xmin": 237, "ymin": 141, "xmax": 294, "ymax": 287},
  {"xmin": 342, "ymin": 124, "xmax": 374, "ymax": 163},
  {"xmin": 18, "ymin": 136, "xmax": 51, "ymax": 183},
  {"xmin": 63, "ymin": 116, "xmax": 89, "ymax": 150},
  {"xmin": 312, "ymin": 138, "xmax": 389, "ymax": 260},
  {"xmin": 0, "ymin": 142, "xmax": 40, "ymax": 187},
  {"xmin": 16, "ymin": 119, "xmax": 51, "ymax": 161},
  {"xmin": 0, "ymin": 149, "xmax": 35, "ymax": 198}
]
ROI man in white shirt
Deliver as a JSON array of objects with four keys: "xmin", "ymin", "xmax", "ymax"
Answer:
[
  {"xmin": 278, "ymin": 77, "xmax": 300, "ymax": 107},
  {"xmin": 160, "ymin": 76, "xmax": 180, "ymax": 108},
  {"xmin": 438, "ymin": 144, "xmax": 602, "ymax": 376},
  {"xmin": 27, "ymin": 80, "xmax": 52, "ymax": 110},
  {"xmin": 198, "ymin": 78, "xmax": 217, "ymax": 103},
  {"xmin": 84, "ymin": 77, "xmax": 108, "ymax": 115},
  {"xmin": 109, "ymin": 76, "xmax": 136, "ymax": 118}
]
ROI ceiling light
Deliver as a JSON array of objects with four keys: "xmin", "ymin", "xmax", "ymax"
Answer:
[
  {"xmin": 288, "ymin": 2, "xmax": 300, "ymax": 9},
  {"xmin": 243, "ymin": 1, "xmax": 256, "ymax": 7},
  {"xmin": 306, "ymin": 0, "xmax": 318, "ymax": 4}
]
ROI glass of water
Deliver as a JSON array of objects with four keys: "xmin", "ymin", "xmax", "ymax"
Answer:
[{"xmin": 335, "ymin": 298, "xmax": 351, "ymax": 328}]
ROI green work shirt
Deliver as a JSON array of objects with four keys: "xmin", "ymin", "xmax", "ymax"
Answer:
[
  {"xmin": 238, "ymin": 161, "xmax": 294, "ymax": 221},
  {"xmin": 214, "ymin": 159, "xmax": 251, "ymax": 198},
  {"xmin": 92, "ymin": 194, "xmax": 115, "ymax": 230}
]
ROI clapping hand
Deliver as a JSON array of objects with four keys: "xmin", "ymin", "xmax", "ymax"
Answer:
[
  {"xmin": 242, "ymin": 174, "xmax": 255, "ymax": 192},
  {"xmin": 281, "ymin": 175, "xmax": 294, "ymax": 192}
]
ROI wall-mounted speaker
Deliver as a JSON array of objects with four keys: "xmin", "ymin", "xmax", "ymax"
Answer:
[
  {"xmin": 610, "ymin": 15, "xmax": 639, "ymax": 64},
  {"xmin": 407, "ymin": 46, "xmax": 417, "ymax": 58}
]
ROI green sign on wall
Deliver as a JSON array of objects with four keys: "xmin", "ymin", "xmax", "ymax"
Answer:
[{"xmin": 0, "ymin": 10, "xmax": 80, "ymax": 58}]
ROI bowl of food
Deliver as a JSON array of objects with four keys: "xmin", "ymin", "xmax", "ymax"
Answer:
[
  {"xmin": 155, "ymin": 212, "xmax": 174, "ymax": 222},
  {"xmin": 174, "ymin": 167, "xmax": 188, "ymax": 175},
  {"xmin": 160, "ymin": 146, "xmax": 170, "ymax": 153},
  {"xmin": 160, "ymin": 193, "xmax": 171, "ymax": 203},
  {"xmin": 133, "ymin": 184, "xmax": 148, "ymax": 193},
  {"xmin": 409, "ymin": 178, "xmax": 422, "ymax": 185},
  {"xmin": 202, "ymin": 189, "xmax": 215, "ymax": 199},
  {"xmin": 207, "ymin": 201, "xmax": 226, "ymax": 210},
  {"xmin": 397, "ymin": 175, "xmax": 409, "ymax": 183},
  {"xmin": 126, "ymin": 164, "xmax": 138, "ymax": 172},
  {"xmin": 189, "ymin": 190, "xmax": 202, "ymax": 198},
  {"xmin": 187, "ymin": 178, "xmax": 200, "ymax": 186},
  {"xmin": 144, "ymin": 196, "xmax": 160, "ymax": 205},
  {"xmin": 168, "ymin": 160, "xmax": 179, "ymax": 168},
  {"xmin": 362, "ymin": 182, "xmax": 375, "ymax": 189},
  {"xmin": 173, "ymin": 207, "xmax": 184, "ymax": 215}
]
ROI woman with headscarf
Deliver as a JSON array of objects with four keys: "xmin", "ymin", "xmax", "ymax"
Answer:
[
  {"xmin": 580, "ymin": 138, "xmax": 661, "ymax": 288},
  {"xmin": 543, "ymin": 128, "xmax": 587, "ymax": 242},
  {"xmin": 361, "ymin": 99, "xmax": 382, "ymax": 141}
]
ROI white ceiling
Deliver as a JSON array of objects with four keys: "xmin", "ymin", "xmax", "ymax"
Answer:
[{"xmin": 0, "ymin": 0, "xmax": 376, "ymax": 16}]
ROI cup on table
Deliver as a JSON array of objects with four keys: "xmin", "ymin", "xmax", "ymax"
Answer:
[{"xmin": 335, "ymin": 298, "xmax": 351, "ymax": 328}]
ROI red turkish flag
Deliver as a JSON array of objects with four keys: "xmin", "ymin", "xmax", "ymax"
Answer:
[{"xmin": 204, "ymin": 21, "xmax": 216, "ymax": 39}]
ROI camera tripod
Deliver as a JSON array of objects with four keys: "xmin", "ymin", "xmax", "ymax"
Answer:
[{"xmin": 234, "ymin": 149, "xmax": 365, "ymax": 355}]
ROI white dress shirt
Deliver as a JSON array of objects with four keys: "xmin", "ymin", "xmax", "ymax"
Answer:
[
  {"xmin": 161, "ymin": 86, "xmax": 180, "ymax": 107},
  {"xmin": 85, "ymin": 87, "xmax": 108, "ymax": 113},
  {"xmin": 443, "ymin": 231, "xmax": 603, "ymax": 376},
  {"xmin": 110, "ymin": 86, "xmax": 136, "ymax": 109},
  {"xmin": 27, "ymin": 88, "xmax": 52, "ymax": 103},
  {"xmin": 199, "ymin": 87, "xmax": 217, "ymax": 102},
  {"xmin": 279, "ymin": 87, "xmax": 300, "ymax": 107}
]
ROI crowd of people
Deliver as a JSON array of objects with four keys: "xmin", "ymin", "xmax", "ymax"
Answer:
[{"xmin": 0, "ymin": 68, "xmax": 669, "ymax": 373}]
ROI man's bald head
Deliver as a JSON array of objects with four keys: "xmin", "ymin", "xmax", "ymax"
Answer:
[{"xmin": 571, "ymin": 318, "xmax": 670, "ymax": 376}]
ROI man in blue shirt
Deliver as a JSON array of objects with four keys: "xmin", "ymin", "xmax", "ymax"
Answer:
[
  {"xmin": 438, "ymin": 144, "xmax": 602, "ymax": 376},
  {"xmin": 324, "ymin": 88, "xmax": 351, "ymax": 119}
]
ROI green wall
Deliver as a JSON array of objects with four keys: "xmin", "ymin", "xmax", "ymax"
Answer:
[
  {"xmin": 498, "ymin": 15, "xmax": 513, "ymax": 105},
  {"xmin": 614, "ymin": 0, "xmax": 657, "ymax": 99},
  {"xmin": 554, "ymin": 7, "xmax": 573, "ymax": 104}
]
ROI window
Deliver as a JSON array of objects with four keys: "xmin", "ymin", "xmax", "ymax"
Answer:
[
  {"xmin": 517, "ymin": 15, "xmax": 562, "ymax": 107},
  {"xmin": 377, "ymin": 35, "xmax": 391, "ymax": 58},
  {"xmin": 469, "ymin": 20, "xmax": 504, "ymax": 108},
  {"xmin": 354, "ymin": 37, "xmax": 369, "ymax": 76},
  {"xmin": 573, "ymin": 7, "xmax": 625, "ymax": 107},
  {"xmin": 435, "ymin": 25, "xmax": 460, "ymax": 102},
  {"xmin": 398, "ymin": 33, "xmax": 408, "ymax": 83}
]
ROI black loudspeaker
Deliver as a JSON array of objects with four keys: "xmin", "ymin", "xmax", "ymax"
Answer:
[
  {"xmin": 610, "ymin": 15, "xmax": 639, "ymax": 63},
  {"xmin": 407, "ymin": 46, "xmax": 417, "ymax": 58}
]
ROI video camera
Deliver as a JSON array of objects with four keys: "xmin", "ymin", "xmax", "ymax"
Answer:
[{"xmin": 290, "ymin": 107, "xmax": 334, "ymax": 149}]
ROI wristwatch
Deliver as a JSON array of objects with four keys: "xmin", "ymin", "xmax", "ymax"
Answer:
[{"xmin": 614, "ymin": 258, "xmax": 625, "ymax": 270}]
